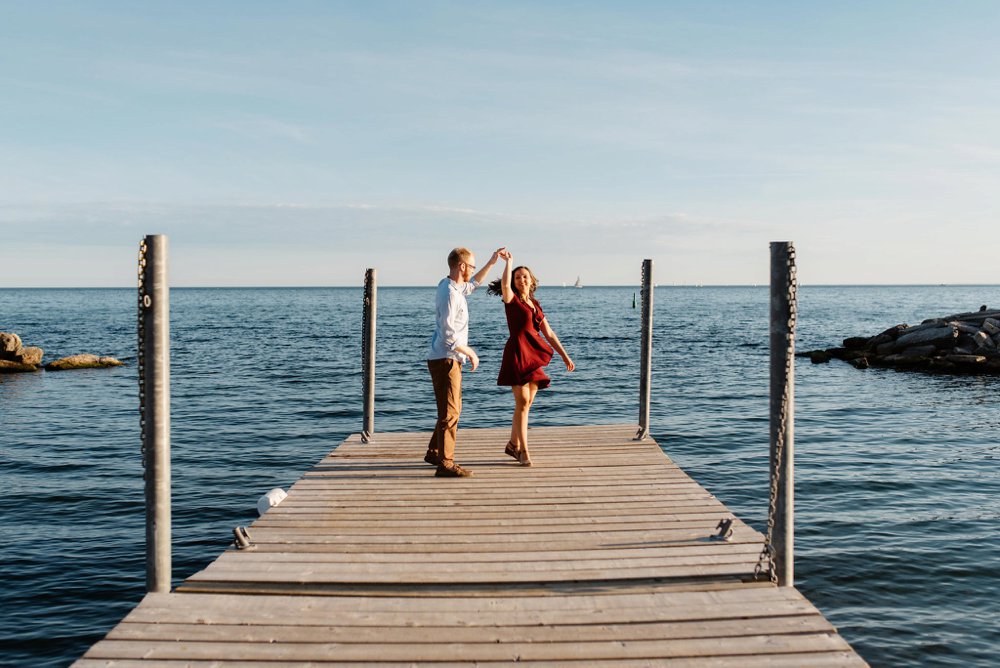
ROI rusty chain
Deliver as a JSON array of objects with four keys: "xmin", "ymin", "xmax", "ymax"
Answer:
[
  {"xmin": 361, "ymin": 270, "xmax": 373, "ymax": 443},
  {"xmin": 137, "ymin": 239, "xmax": 149, "ymax": 480},
  {"xmin": 754, "ymin": 244, "xmax": 797, "ymax": 583}
]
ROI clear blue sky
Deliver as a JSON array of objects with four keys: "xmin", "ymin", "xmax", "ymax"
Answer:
[{"xmin": 3, "ymin": 1, "xmax": 999, "ymax": 287}]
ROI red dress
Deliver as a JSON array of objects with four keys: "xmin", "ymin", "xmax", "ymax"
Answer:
[{"xmin": 497, "ymin": 297, "xmax": 554, "ymax": 389}]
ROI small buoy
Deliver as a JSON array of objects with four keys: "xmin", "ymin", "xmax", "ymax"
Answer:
[{"xmin": 256, "ymin": 487, "xmax": 287, "ymax": 516}]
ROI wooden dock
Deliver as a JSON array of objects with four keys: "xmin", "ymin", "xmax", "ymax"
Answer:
[{"xmin": 76, "ymin": 424, "xmax": 867, "ymax": 666}]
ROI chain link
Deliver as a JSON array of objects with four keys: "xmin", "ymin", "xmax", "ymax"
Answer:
[
  {"xmin": 137, "ymin": 239, "xmax": 149, "ymax": 480},
  {"xmin": 755, "ymin": 244, "xmax": 797, "ymax": 583},
  {"xmin": 361, "ymin": 270, "xmax": 373, "ymax": 443}
]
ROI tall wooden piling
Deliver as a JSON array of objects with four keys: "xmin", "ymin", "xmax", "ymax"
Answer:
[
  {"xmin": 138, "ymin": 234, "xmax": 171, "ymax": 593},
  {"xmin": 768, "ymin": 241, "xmax": 796, "ymax": 586},
  {"xmin": 636, "ymin": 259, "xmax": 654, "ymax": 440},
  {"xmin": 361, "ymin": 268, "xmax": 377, "ymax": 443}
]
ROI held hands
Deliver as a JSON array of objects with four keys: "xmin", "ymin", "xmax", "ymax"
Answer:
[
  {"xmin": 473, "ymin": 249, "xmax": 507, "ymax": 286},
  {"xmin": 498, "ymin": 248, "xmax": 513, "ymax": 262}
]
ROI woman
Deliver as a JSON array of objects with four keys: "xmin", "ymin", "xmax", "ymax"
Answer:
[{"xmin": 488, "ymin": 250, "xmax": 574, "ymax": 466}]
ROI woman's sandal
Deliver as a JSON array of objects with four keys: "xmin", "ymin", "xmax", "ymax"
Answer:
[
  {"xmin": 504, "ymin": 441, "xmax": 520, "ymax": 460},
  {"xmin": 517, "ymin": 448, "xmax": 532, "ymax": 467}
]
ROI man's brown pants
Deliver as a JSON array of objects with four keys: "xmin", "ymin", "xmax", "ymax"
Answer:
[{"xmin": 427, "ymin": 358, "xmax": 462, "ymax": 467}]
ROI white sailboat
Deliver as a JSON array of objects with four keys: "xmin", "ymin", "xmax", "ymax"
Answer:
[{"xmin": 574, "ymin": 276, "xmax": 582, "ymax": 288}]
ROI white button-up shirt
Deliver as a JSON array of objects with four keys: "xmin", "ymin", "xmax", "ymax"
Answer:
[{"xmin": 428, "ymin": 277, "xmax": 480, "ymax": 362}]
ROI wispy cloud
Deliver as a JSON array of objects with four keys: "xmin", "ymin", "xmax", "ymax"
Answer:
[
  {"xmin": 213, "ymin": 117, "xmax": 309, "ymax": 143},
  {"xmin": 948, "ymin": 143, "xmax": 1000, "ymax": 165},
  {"xmin": 0, "ymin": 76, "xmax": 119, "ymax": 104}
]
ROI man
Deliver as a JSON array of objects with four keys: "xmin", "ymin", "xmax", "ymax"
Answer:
[{"xmin": 426, "ymin": 246, "xmax": 504, "ymax": 477}]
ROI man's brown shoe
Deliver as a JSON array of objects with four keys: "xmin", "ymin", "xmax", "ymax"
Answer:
[{"xmin": 435, "ymin": 464, "xmax": 473, "ymax": 477}]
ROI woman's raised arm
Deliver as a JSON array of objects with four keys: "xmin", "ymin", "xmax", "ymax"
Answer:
[{"xmin": 500, "ymin": 251, "xmax": 515, "ymax": 303}]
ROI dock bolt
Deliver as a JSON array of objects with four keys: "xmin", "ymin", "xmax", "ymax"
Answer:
[
  {"xmin": 232, "ymin": 526, "xmax": 254, "ymax": 550},
  {"xmin": 712, "ymin": 517, "xmax": 734, "ymax": 542}
]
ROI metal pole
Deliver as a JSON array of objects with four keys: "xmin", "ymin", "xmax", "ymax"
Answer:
[
  {"xmin": 361, "ymin": 268, "xmax": 377, "ymax": 443},
  {"xmin": 140, "ymin": 234, "xmax": 171, "ymax": 593},
  {"xmin": 769, "ymin": 241, "xmax": 796, "ymax": 586},
  {"xmin": 636, "ymin": 259, "xmax": 653, "ymax": 440}
]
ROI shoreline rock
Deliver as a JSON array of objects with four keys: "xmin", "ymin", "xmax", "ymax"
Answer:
[
  {"xmin": 0, "ymin": 359, "xmax": 41, "ymax": 373},
  {"xmin": 14, "ymin": 346, "xmax": 44, "ymax": 366},
  {"xmin": 802, "ymin": 307, "xmax": 1000, "ymax": 374},
  {"xmin": 1, "ymin": 332, "xmax": 23, "ymax": 355},
  {"xmin": 0, "ymin": 331, "xmax": 124, "ymax": 374},
  {"xmin": 45, "ymin": 354, "xmax": 126, "ymax": 371},
  {"xmin": 0, "ymin": 331, "xmax": 42, "ymax": 373}
]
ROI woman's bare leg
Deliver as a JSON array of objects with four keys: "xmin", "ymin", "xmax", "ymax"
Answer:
[
  {"xmin": 509, "ymin": 385, "xmax": 526, "ymax": 449},
  {"xmin": 510, "ymin": 383, "xmax": 538, "ymax": 463}
]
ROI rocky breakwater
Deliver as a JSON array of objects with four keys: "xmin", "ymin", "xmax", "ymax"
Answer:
[
  {"xmin": 803, "ymin": 307, "xmax": 1000, "ymax": 374},
  {"xmin": 0, "ymin": 331, "xmax": 124, "ymax": 373}
]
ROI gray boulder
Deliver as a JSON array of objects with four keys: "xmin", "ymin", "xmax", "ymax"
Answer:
[{"xmin": 892, "ymin": 324, "xmax": 958, "ymax": 351}]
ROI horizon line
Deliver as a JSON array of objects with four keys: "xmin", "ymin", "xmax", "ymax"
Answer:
[{"xmin": 4, "ymin": 283, "xmax": 1000, "ymax": 290}]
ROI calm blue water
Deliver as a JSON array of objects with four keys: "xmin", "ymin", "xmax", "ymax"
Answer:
[{"xmin": 1, "ymin": 285, "xmax": 998, "ymax": 667}]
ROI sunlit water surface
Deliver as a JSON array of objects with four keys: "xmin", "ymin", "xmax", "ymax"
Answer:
[{"xmin": 2, "ymin": 285, "xmax": 998, "ymax": 667}]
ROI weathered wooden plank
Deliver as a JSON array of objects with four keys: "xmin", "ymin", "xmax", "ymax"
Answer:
[
  {"xmin": 201, "ymin": 552, "xmax": 759, "ymax": 574},
  {"xmin": 207, "ymin": 543, "xmax": 763, "ymax": 564},
  {"xmin": 236, "ymin": 537, "xmax": 766, "ymax": 554},
  {"xmin": 259, "ymin": 503, "xmax": 726, "ymax": 518},
  {"xmin": 106, "ymin": 615, "xmax": 836, "ymax": 643},
  {"xmin": 82, "ymin": 633, "xmax": 854, "ymax": 661},
  {"xmin": 295, "ymin": 472, "xmax": 698, "ymax": 482},
  {"xmin": 293, "ymin": 478, "xmax": 704, "ymax": 490},
  {"xmin": 175, "ymin": 577, "xmax": 764, "ymax": 597},
  {"xmin": 214, "ymin": 543, "xmax": 758, "ymax": 563},
  {"xmin": 272, "ymin": 494, "xmax": 720, "ymax": 506},
  {"xmin": 250, "ymin": 516, "xmax": 737, "ymax": 531},
  {"xmin": 109, "ymin": 604, "xmax": 823, "ymax": 637},
  {"xmin": 220, "ymin": 525, "xmax": 762, "ymax": 545},
  {"xmin": 276, "ymin": 495, "xmax": 721, "ymax": 507},
  {"xmin": 186, "ymin": 562, "xmax": 760, "ymax": 585},
  {"xmin": 119, "ymin": 584, "xmax": 819, "ymax": 625}
]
